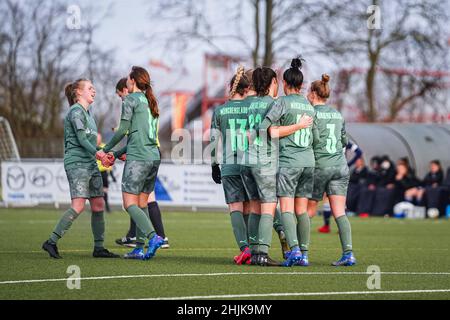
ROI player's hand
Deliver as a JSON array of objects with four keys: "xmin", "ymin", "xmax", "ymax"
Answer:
[
  {"xmin": 298, "ymin": 114, "xmax": 313, "ymax": 129},
  {"xmin": 211, "ymin": 164, "xmax": 221, "ymax": 184},
  {"xmin": 119, "ymin": 154, "xmax": 126, "ymax": 161},
  {"xmin": 101, "ymin": 153, "xmax": 115, "ymax": 168},
  {"xmin": 96, "ymin": 150, "xmax": 107, "ymax": 161}
]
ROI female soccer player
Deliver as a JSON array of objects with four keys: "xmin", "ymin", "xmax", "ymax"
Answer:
[
  {"xmin": 113, "ymin": 78, "xmax": 169, "ymax": 249},
  {"xmin": 210, "ymin": 66, "xmax": 252, "ymax": 264},
  {"xmin": 42, "ymin": 79, "xmax": 119, "ymax": 259},
  {"xmin": 306, "ymin": 74, "xmax": 356, "ymax": 266},
  {"xmin": 243, "ymin": 69, "xmax": 289, "ymax": 259},
  {"xmin": 258, "ymin": 57, "xmax": 314, "ymax": 266},
  {"xmin": 99, "ymin": 66, "xmax": 163, "ymax": 260},
  {"xmin": 240, "ymin": 67, "xmax": 285, "ymax": 266}
]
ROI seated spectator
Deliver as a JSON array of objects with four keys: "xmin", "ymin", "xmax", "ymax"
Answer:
[
  {"xmin": 405, "ymin": 160, "xmax": 444, "ymax": 204},
  {"xmin": 379, "ymin": 155, "xmax": 396, "ymax": 189},
  {"xmin": 370, "ymin": 156, "xmax": 407, "ymax": 216},
  {"xmin": 346, "ymin": 158, "xmax": 368, "ymax": 213},
  {"xmin": 394, "ymin": 162, "xmax": 420, "ymax": 204},
  {"xmin": 356, "ymin": 156, "xmax": 381, "ymax": 215}
]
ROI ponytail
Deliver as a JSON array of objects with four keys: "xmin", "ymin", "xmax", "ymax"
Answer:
[
  {"xmin": 229, "ymin": 66, "xmax": 249, "ymax": 98},
  {"xmin": 252, "ymin": 67, "xmax": 277, "ymax": 97},
  {"xmin": 129, "ymin": 66, "xmax": 159, "ymax": 118},
  {"xmin": 65, "ymin": 83, "xmax": 75, "ymax": 106},
  {"xmin": 146, "ymin": 85, "xmax": 159, "ymax": 118}
]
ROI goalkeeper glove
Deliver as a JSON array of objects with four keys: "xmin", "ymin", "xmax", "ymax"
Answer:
[{"xmin": 211, "ymin": 164, "xmax": 221, "ymax": 184}]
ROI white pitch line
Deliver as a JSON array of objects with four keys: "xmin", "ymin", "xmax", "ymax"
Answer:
[
  {"xmin": 134, "ymin": 289, "xmax": 450, "ymax": 300},
  {"xmin": 1, "ymin": 271, "xmax": 450, "ymax": 285}
]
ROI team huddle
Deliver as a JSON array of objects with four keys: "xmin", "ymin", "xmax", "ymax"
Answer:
[
  {"xmin": 210, "ymin": 58, "xmax": 356, "ymax": 267},
  {"xmin": 41, "ymin": 60, "xmax": 355, "ymax": 267}
]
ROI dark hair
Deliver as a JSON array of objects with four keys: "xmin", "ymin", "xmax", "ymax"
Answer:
[
  {"xmin": 129, "ymin": 66, "xmax": 159, "ymax": 118},
  {"xmin": 252, "ymin": 67, "xmax": 277, "ymax": 97},
  {"xmin": 64, "ymin": 79, "xmax": 90, "ymax": 106},
  {"xmin": 245, "ymin": 69, "xmax": 255, "ymax": 90},
  {"xmin": 399, "ymin": 157, "xmax": 410, "ymax": 166},
  {"xmin": 431, "ymin": 160, "xmax": 441, "ymax": 168},
  {"xmin": 229, "ymin": 66, "xmax": 249, "ymax": 98},
  {"xmin": 283, "ymin": 56, "xmax": 304, "ymax": 90},
  {"xmin": 116, "ymin": 77, "xmax": 127, "ymax": 92},
  {"xmin": 310, "ymin": 74, "xmax": 331, "ymax": 100}
]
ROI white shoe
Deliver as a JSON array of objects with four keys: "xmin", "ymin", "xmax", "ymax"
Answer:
[{"xmin": 161, "ymin": 237, "xmax": 170, "ymax": 249}]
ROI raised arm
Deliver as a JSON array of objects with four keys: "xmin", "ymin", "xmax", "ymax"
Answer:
[{"xmin": 103, "ymin": 96, "xmax": 134, "ymax": 152}]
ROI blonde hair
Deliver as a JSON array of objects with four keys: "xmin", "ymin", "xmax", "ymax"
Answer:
[
  {"xmin": 311, "ymin": 74, "xmax": 331, "ymax": 100},
  {"xmin": 229, "ymin": 66, "xmax": 249, "ymax": 98},
  {"xmin": 229, "ymin": 66, "xmax": 245, "ymax": 98}
]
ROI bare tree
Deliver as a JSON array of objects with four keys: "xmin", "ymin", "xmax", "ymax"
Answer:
[
  {"xmin": 146, "ymin": 0, "xmax": 327, "ymax": 68},
  {"xmin": 0, "ymin": 0, "xmax": 119, "ymax": 157},
  {"xmin": 310, "ymin": 0, "xmax": 449, "ymax": 122}
]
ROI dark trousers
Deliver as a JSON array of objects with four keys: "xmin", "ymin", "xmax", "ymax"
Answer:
[
  {"xmin": 346, "ymin": 183, "xmax": 360, "ymax": 212},
  {"xmin": 372, "ymin": 187, "xmax": 396, "ymax": 216},
  {"xmin": 424, "ymin": 186, "xmax": 449, "ymax": 217},
  {"xmin": 356, "ymin": 186, "xmax": 376, "ymax": 214}
]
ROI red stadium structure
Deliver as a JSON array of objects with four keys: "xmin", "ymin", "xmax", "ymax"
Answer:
[{"xmin": 201, "ymin": 54, "xmax": 243, "ymax": 129}]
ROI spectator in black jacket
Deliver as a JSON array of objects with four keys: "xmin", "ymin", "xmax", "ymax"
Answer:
[
  {"xmin": 405, "ymin": 160, "xmax": 444, "ymax": 204},
  {"xmin": 394, "ymin": 162, "xmax": 420, "ymax": 203},
  {"xmin": 346, "ymin": 158, "xmax": 369, "ymax": 213},
  {"xmin": 378, "ymin": 155, "xmax": 397, "ymax": 188},
  {"xmin": 356, "ymin": 156, "xmax": 382, "ymax": 215}
]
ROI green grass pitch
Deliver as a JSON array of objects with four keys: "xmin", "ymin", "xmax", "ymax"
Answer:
[{"xmin": 0, "ymin": 208, "xmax": 449, "ymax": 300}]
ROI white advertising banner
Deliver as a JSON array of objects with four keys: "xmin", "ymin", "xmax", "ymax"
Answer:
[{"xmin": 1, "ymin": 161, "xmax": 226, "ymax": 208}]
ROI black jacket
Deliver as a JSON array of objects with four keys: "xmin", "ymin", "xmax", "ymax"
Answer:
[{"xmin": 422, "ymin": 171, "xmax": 444, "ymax": 187}]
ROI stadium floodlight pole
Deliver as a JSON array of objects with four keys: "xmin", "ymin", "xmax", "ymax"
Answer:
[{"xmin": 0, "ymin": 117, "xmax": 21, "ymax": 162}]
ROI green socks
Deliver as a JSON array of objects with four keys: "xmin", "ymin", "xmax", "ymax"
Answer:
[
  {"xmin": 296, "ymin": 213, "xmax": 310, "ymax": 252},
  {"xmin": 243, "ymin": 214, "xmax": 249, "ymax": 232},
  {"xmin": 49, "ymin": 208, "xmax": 79, "ymax": 244},
  {"xmin": 230, "ymin": 211, "xmax": 248, "ymax": 251},
  {"xmin": 258, "ymin": 214, "xmax": 274, "ymax": 254},
  {"xmin": 91, "ymin": 211, "xmax": 105, "ymax": 249},
  {"xmin": 126, "ymin": 205, "xmax": 155, "ymax": 247},
  {"xmin": 135, "ymin": 207, "xmax": 151, "ymax": 249},
  {"xmin": 336, "ymin": 215, "xmax": 353, "ymax": 253},
  {"xmin": 281, "ymin": 212, "xmax": 299, "ymax": 250},
  {"xmin": 248, "ymin": 213, "xmax": 261, "ymax": 254},
  {"xmin": 273, "ymin": 207, "xmax": 284, "ymax": 233}
]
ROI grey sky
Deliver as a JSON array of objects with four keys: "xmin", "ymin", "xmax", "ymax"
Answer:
[{"xmin": 76, "ymin": 0, "xmax": 207, "ymax": 93}]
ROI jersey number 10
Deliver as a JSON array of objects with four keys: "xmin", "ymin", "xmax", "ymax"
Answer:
[{"xmin": 294, "ymin": 114, "xmax": 311, "ymax": 147}]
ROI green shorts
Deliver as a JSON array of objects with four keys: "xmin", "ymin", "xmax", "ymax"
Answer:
[
  {"xmin": 66, "ymin": 165, "xmax": 104, "ymax": 199},
  {"xmin": 310, "ymin": 165, "xmax": 350, "ymax": 201},
  {"xmin": 241, "ymin": 166, "xmax": 277, "ymax": 203},
  {"xmin": 121, "ymin": 160, "xmax": 160, "ymax": 195},
  {"xmin": 277, "ymin": 167, "xmax": 314, "ymax": 199},
  {"xmin": 222, "ymin": 176, "xmax": 248, "ymax": 204},
  {"xmin": 240, "ymin": 166, "xmax": 260, "ymax": 201}
]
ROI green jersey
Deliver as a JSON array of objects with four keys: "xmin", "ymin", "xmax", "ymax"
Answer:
[
  {"xmin": 262, "ymin": 94, "xmax": 316, "ymax": 168},
  {"xmin": 312, "ymin": 104, "xmax": 348, "ymax": 168},
  {"xmin": 210, "ymin": 100, "xmax": 249, "ymax": 176},
  {"xmin": 121, "ymin": 92, "xmax": 160, "ymax": 161},
  {"xmin": 63, "ymin": 103, "xmax": 97, "ymax": 169},
  {"xmin": 244, "ymin": 95, "xmax": 275, "ymax": 167}
]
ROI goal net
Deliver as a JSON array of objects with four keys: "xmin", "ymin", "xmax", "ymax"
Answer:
[{"xmin": 0, "ymin": 117, "xmax": 20, "ymax": 161}]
